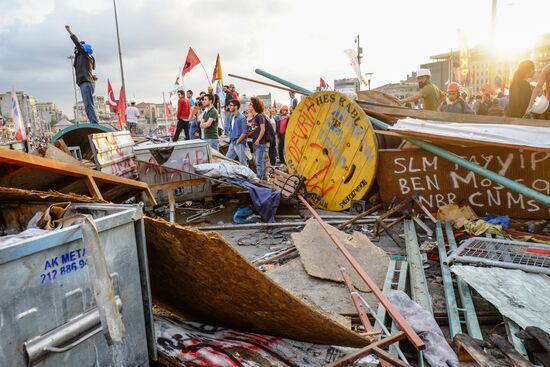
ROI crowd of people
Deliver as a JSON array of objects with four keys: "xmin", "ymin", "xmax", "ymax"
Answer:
[
  {"xmin": 400, "ymin": 61, "xmax": 550, "ymax": 119},
  {"xmin": 173, "ymin": 85, "xmax": 292, "ymax": 181}
]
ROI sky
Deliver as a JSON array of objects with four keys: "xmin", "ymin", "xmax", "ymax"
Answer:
[{"xmin": 1, "ymin": 0, "xmax": 550, "ymax": 116}]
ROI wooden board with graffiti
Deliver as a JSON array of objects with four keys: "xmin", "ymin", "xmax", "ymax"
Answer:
[
  {"xmin": 284, "ymin": 92, "xmax": 378, "ymax": 211},
  {"xmin": 377, "ymin": 147, "xmax": 550, "ymax": 219}
]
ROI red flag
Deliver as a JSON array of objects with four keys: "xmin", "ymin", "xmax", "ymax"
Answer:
[
  {"xmin": 107, "ymin": 79, "xmax": 118, "ymax": 112},
  {"xmin": 320, "ymin": 78, "xmax": 328, "ymax": 90},
  {"xmin": 117, "ymin": 86, "xmax": 127, "ymax": 130},
  {"xmin": 165, "ymin": 103, "xmax": 172, "ymax": 118},
  {"xmin": 273, "ymin": 99, "xmax": 276, "ymax": 109},
  {"xmin": 181, "ymin": 47, "xmax": 201, "ymax": 78}
]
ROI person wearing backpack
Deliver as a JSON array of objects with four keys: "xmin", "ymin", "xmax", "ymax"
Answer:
[{"xmin": 277, "ymin": 105, "xmax": 289, "ymax": 164}]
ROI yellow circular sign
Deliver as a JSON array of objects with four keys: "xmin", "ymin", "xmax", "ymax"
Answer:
[{"xmin": 284, "ymin": 92, "xmax": 378, "ymax": 211}]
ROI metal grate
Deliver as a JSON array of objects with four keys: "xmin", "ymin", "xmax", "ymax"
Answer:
[{"xmin": 447, "ymin": 237, "xmax": 550, "ymax": 275}]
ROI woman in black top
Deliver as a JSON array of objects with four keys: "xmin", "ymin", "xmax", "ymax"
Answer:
[{"xmin": 508, "ymin": 60, "xmax": 535, "ymax": 118}]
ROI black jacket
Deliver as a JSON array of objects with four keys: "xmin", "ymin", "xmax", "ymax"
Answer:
[{"xmin": 70, "ymin": 34, "xmax": 95, "ymax": 86}]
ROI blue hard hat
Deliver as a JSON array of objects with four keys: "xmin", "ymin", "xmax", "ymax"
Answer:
[{"xmin": 82, "ymin": 43, "xmax": 93, "ymax": 55}]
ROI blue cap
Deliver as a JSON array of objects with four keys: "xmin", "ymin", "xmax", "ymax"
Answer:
[{"xmin": 82, "ymin": 43, "xmax": 93, "ymax": 55}]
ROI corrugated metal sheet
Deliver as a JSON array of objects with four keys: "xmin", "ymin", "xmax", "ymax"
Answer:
[{"xmin": 451, "ymin": 265, "xmax": 550, "ymax": 334}]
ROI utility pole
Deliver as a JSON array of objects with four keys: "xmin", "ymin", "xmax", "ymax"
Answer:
[
  {"xmin": 67, "ymin": 55, "xmax": 79, "ymax": 124},
  {"xmin": 354, "ymin": 34, "xmax": 363, "ymax": 66},
  {"xmin": 113, "ymin": 0, "xmax": 126, "ymax": 94}
]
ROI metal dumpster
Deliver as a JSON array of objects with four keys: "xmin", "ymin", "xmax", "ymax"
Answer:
[
  {"xmin": 134, "ymin": 140, "xmax": 212, "ymax": 205},
  {"xmin": 0, "ymin": 202, "xmax": 155, "ymax": 366}
]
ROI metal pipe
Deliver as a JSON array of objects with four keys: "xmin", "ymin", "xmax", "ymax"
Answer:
[
  {"xmin": 228, "ymin": 73, "xmax": 306, "ymax": 96},
  {"xmin": 253, "ymin": 70, "xmax": 550, "ymax": 208},
  {"xmin": 255, "ymin": 69, "xmax": 313, "ymax": 95},
  {"xmin": 113, "ymin": 0, "xmax": 126, "ymax": 93},
  {"xmin": 276, "ymin": 214, "xmax": 381, "ymax": 220},
  {"xmin": 197, "ymin": 218, "xmax": 380, "ymax": 231},
  {"xmin": 297, "ymin": 194, "xmax": 425, "ymax": 350}
]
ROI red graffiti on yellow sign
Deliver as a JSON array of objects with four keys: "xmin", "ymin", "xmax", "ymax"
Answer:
[{"xmin": 284, "ymin": 92, "xmax": 378, "ymax": 211}]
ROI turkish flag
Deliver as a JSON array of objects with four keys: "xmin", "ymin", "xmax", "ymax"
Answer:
[
  {"xmin": 117, "ymin": 86, "xmax": 127, "ymax": 130},
  {"xmin": 181, "ymin": 47, "xmax": 201, "ymax": 78},
  {"xmin": 107, "ymin": 79, "xmax": 118, "ymax": 112},
  {"xmin": 165, "ymin": 103, "xmax": 172, "ymax": 118}
]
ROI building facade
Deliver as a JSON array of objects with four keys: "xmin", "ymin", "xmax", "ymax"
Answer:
[
  {"xmin": 36, "ymin": 102, "xmax": 64, "ymax": 126},
  {"xmin": 373, "ymin": 72, "xmax": 418, "ymax": 100},
  {"xmin": 0, "ymin": 91, "xmax": 39, "ymax": 134},
  {"xmin": 334, "ymin": 78, "xmax": 360, "ymax": 97}
]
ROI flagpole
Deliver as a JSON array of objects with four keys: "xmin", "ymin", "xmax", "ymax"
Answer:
[
  {"xmin": 113, "ymin": 0, "xmax": 126, "ymax": 93},
  {"xmin": 199, "ymin": 63, "xmax": 212, "ymax": 88},
  {"xmin": 162, "ymin": 92, "xmax": 168, "ymax": 131}
]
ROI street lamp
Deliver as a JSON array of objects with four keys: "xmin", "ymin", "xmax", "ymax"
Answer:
[{"xmin": 67, "ymin": 55, "xmax": 78, "ymax": 123}]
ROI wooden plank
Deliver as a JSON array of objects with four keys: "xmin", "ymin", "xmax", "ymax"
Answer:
[
  {"xmin": 454, "ymin": 333, "xmax": 500, "ymax": 366},
  {"xmin": 377, "ymin": 146, "xmax": 550, "ymax": 220},
  {"xmin": 85, "ymin": 176, "xmax": 104, "ymax": 201},
  {"xmin": 489, "ymin": 334, "xmax": 533, "ymax": 367},
  {"xmin": 363, "ymin": 103, "xmax": 550, "ymax": 128},
  {"xmin": 435, "ymin": 221, "xmax": 462, "ymax": 337},
  {"xmin": 404, "ymin": 220, "xmax": 432, "ymax": 313},
  {"xmin": 0, "ymin": 148, "xmax": 156, "ymax": 205}
]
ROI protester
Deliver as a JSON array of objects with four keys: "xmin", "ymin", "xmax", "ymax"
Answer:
[
  {"xmin": 186, "ymin": 90, "xmax": 195, "ymax": 106},
  {"xmin": 65, "ymin": 24, "xmax": 99, "ymax": 124},
  {"xmin": 526, "ymin": 63, "xmax": 550, "ymax": 119},
  {"xmin": 225, "ymin": 99, "xmax": 248, "ymax": 166},
  {"xmin": 497, "ymin": 91, "xmax": 509, "ymax": 110},
  {"xmin": 488, "ymin": 98, "xmax": 505, "ymax": 116},
  {"xmin": 248, "ymin": 97, "xmax": 267, "ymax": 180},
  {"xmin": 263, "ymin": 108, "xmax": 277, "ymax": 167},
  {"xmin": 399, "ymin": 69, "xmax": 442, "ymax": 111},
  {"xmin": 223, "ymin": 85, "xmax": 233, "ymax": 112},
  {"xmin": 173, "ymin": 90, "xmax": 190, "ymax": 141},
  {"xmin": 438, "ymin": 82, "xmax": 473, "ymax": 114},
  {"xmin": 229, "ymin": 84, "xmax": 239, "ymax": 100},
  {"xmin": 475, "ymin": 93, "xmax": 490, "ymax": 115},
  {"xmin": 125, "ymin": 98, "xmax": 140, "ymax": 135},
  {"xmin": 189, "ymin": 105, "xmax": 201, "ymax": 140},
  {"xmin": 289, "ymin": 91, "xmax": 298, "ymax": 112},
  {"xmin": 508, "ymin": 60, "xmax": 535, "ymax": 118},
  {"xmin": 277, "ymin": 105, "xmax": 289, "ymax": 164},
  {"xmin": 199, "ymin": 94, "xmax": 219, "ymax": 150}
]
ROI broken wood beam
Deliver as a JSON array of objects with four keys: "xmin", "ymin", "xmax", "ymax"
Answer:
[
  {"xmin": 488, "ymin": 334, "xmax": 533, "ymax": 367},
  {"xmin": 337, "ymin": 203, "xmax": 383, "ymax": 229},
  {"xmin": 297, "ymin": 194, "xmax": 425, "ymax": 351},
  {"xmin": 326, "ymin": 331, "xmax": 407, "ymax": 367}
]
